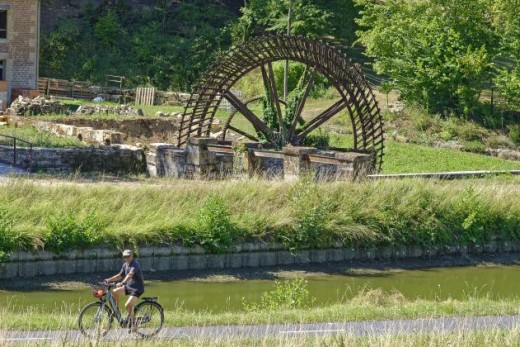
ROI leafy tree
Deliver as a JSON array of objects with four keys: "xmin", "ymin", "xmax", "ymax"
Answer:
[
  {"xmin": 355, "ymin": 0, "xmax": 498, "ymax": 116},
  {"xmin": 94, "ymin": 10, "xmax": 124, "ymax": 48},
  {"xmin": 492, "ymin": 0, "xmax": 520, "ymax": 109},
  {"xmin": 40, "ymin": 1, "xmax": 234, "ymax": 91},
  {"xmin": 231, "ymin": 0, "xmax": 333, "ymax": 43}
]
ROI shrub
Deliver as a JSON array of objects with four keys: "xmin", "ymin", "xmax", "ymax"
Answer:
[
  {"xmin": 302, "ymin": 128, "xmax": 330, "ymax": 148},
  {"xmin": 45, "ymin": 209, "xmax": 103, "ymax": 253},
  {"xmin": 508, "ymin": 125, "xmax": 520, "ymax": 144},
  {"xmin": 281, "ymin": 180, "xmax": 332, "ymax": 250},
  {"xmin": 194, "ymin": 195, "xmax": 237, "ymax": 253},
  {"xmin": 243, "ymin": 277, "xmax": 315, "ymax": 311}
]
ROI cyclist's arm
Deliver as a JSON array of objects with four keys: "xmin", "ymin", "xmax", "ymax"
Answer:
[
  {"xmin": 105, "ymin": 274, "xmax": 122, "ymax": 283},
  {"xmin": 120, "ymin": 271, "xmax": 134, "ymax": 285}
]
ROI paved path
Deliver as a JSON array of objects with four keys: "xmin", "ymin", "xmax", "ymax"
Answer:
[{"xmin": 2, "ymin": 315, "xmax": 520, "ymax": 342}]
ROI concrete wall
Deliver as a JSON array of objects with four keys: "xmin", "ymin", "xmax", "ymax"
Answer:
[
  {"xmin": 0, "ymin": 145, "xmax": 146, "ymax": 174},
  {"xmin": 1, "ymin": 241, "xmax": 519, "ymax": 279}
]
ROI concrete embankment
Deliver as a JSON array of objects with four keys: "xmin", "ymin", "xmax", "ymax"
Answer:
[{"xmin": 2, "ymin": 241, "xmax": 519, "ymax": 279}]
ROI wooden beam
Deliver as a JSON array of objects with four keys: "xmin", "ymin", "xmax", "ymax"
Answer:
[
  {"xmin": 289, "ymin": 66, "xmax": 317, "ymax": 137},
  {"xmin": 223, "ymin": 90, "xmax": 272, "ymax": 140},
  {"xmin": 296, "ymin": 99, "xmax": 348, "ymax": 141}
]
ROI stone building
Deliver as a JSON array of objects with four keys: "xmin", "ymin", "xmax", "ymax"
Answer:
[{"xmin": 0, "ymin": 0, "xmax": 40, "ymax": 109}]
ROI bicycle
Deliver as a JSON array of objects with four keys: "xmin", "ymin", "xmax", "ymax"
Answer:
[{"xmin": 78, "ymin": 281, "xmax": 164, "ymax": 339}]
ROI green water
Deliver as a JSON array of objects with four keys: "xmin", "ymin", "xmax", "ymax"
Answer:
[{"xmin": 2, "ymin": 265, "xmax": 520, "ymax": 313}]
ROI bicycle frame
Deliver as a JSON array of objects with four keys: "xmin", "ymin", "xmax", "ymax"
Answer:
[
  {"xmin": 95, "ymin": 286, "xmax": 125, "ymax": 325},
  {"xmin": 81, "ymin": 282, "xmax": 164, "ymax": 339}
]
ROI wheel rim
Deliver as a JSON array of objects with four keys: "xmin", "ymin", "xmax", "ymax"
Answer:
[
  {"xmin": 79, "ymin": 303, "xmax": 112, "ymax": 338},
  {"xmin": 134, "ymin": 302, "xmax": 164, "ymax": 337},
  {"xmin": 178, "ymin": 35, "xmax": 384, "ymax": 172}
]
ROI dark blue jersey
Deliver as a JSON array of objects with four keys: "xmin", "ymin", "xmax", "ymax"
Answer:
[{"xmin": 118, "ymin": 259, "xmax": 144, "ymax": 293}]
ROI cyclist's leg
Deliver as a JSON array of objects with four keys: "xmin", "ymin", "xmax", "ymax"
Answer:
[
  {"xmin": 113, "ymin": 286, "xmax": 125, "ymax": 307},
  {"xmin": 124, "ymin": 295, "xmax": 139, "ymax": 321}
]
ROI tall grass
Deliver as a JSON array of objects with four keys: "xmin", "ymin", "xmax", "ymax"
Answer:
[
  {"xmin": 2, "ymin": 290, "xmax": 520, "ymax": 346},
  {"xmin": 0, "ymin": 178, "xmax": 520, "ymax": 252}
]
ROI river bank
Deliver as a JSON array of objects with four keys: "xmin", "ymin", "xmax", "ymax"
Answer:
[{"xmin": 1, "ymin": 178, "xmax": 520, "ymax": 257}]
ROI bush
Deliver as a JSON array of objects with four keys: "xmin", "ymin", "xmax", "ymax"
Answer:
[
  {"xmin": 45, "ymin": 209, "xmax": 103, "ymax": 253},
  {"xmin": 281, "ymin": 180, "xmax": 332, "ymax": 250},
  {"xmin": 508, "ymin": 125, "xmax": 520, "ymax": 144},
  {"xmin": 194, "ymin": 195, "xmax": 237, "ymax": 253},
  {"xmin": 243, "ymin": 277, "xmax": 315, "ymax": 311}
]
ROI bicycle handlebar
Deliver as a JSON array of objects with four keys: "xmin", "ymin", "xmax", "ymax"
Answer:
[{"xmin": 89, "ymin": 281, "xmax": 117, "ymax": 290}]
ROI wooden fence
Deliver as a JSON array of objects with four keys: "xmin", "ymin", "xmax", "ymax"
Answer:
[{"xmin": 37, "ymin": 78, "xmax": 192, "ymax": 106}]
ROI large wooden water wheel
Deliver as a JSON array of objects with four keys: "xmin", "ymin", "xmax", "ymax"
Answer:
[{"xmin": 177, "ymin": 35, "xmax": 384, "ymax": 171}]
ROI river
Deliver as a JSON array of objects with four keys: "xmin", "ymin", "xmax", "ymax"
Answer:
[{"xmin": 1, "ymin": 265, "xmax": 519, "ymax": 313}]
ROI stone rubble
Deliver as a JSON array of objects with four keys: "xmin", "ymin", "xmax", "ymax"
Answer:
[
  {"xmin": 75, "ymin": 104, "xmax": 138, "ymax": 116},
  {"xmin": 6, "ymin": 96, "xmax": 68, "ymax": 116}
]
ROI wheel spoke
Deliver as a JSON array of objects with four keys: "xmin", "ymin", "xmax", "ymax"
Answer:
[
  {"xmin": 296, "ymin": 99, "xmax": 348, "ymax": 141},
  {"xmin": 227, "ymin": 125, "xmax": 259, "ymax": 141},
  {"xmin": 289, "ymin": 66, "xmax": 318, "ymax": 139},
  {"xmin": 222, "ymin": 91, "xmax": 273, "ymax": 141},
  {"xmin": 261, "ymin": 63, "xmax": 284, "ymax": 133}
]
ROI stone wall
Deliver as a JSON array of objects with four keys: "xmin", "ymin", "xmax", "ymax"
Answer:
[
  {"xmin": 1, "ymin": 241, "xmax": 519, "ymax": 279},
  {"xmin": 0, "ymin": 145, "xmax": 146, "ymax": 174},
  {"xmin": 146, "ymin": 139, "xmax": 234, "ymax": 180},
  {"xmin": 147, "ymin": 139, "xmax": 374, "ymax": 181},
  {"xmin": 13, "ymin": 116, "xmax": 181, "ymax": 145}
]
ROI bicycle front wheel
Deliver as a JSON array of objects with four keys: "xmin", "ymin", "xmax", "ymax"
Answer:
[
  {"xmin": 78, "ymin": 301, "xmax": 113, "ymax": 339},
  {"xmin": 133, "ymin": 301, "xmax": 164, "ymax": 338}
]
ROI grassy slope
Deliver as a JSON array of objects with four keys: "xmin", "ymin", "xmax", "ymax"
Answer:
[
  {"xmin": 1, "ymin": 177, "xmax": 520, "ymax": 252},
  {"xmin": 383, "ymin": 141, "xmax": 520, "ymax": 173}
]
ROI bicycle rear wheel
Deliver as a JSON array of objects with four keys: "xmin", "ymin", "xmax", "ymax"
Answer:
[
  {"xmin": 78, "ymin": 302, "xmax": 113, "ymax": 338},
  {"xmin": 133, "ymin": 301, "xmax": 164, "ymax": 338}
]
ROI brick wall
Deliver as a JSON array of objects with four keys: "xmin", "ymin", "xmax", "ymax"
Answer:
[
  {"xmin": 0, "ymin": 0, "xmax": 40, "ymax": 97},
  {"xmin": 9, "ymin": 0, "xmax": 39, "ymax": 90}
]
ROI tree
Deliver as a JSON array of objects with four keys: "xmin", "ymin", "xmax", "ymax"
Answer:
[
  {"xmin": 93, "ymin": 10, "xmax": 124, "ymax": 48},
  {"xmin": 492, "ymin": 0, "xmax": 520, "ymax": 109},
  {"xmin": 231, "ymin": 0, "xmax": 333, "ymax": 43},
  {"xmin": 355, "ymin": 0, "xmax": 498, "ymax": 116}
]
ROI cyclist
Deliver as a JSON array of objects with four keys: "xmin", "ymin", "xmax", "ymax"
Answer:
[{"xmin": 105, "ymin": 249, "xmax": 144, "ymax": 326}]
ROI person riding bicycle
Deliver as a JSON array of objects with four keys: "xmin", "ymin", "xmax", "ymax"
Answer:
[{"xmin": 105, "ymin": 249, "xmax": 144, "ymax": 326}]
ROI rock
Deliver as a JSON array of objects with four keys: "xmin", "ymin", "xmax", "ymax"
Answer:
[
  {"xmin": 74, "ymin": 104, "xmax": 136, "ymax": 117},
  {"xmin": 135, "ymin": 108, "xmax": 144, "ymax": 117},
  {"xmin": 156, "ymin": 111, "xmax": 165, "ymax": 117},
  {"xmin": 8, "ymin": 95, "xmax": 67, "ymax": 116}
]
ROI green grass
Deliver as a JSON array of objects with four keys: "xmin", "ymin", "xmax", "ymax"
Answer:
[
  {"xmin": 1, "ymin": 178, "xmax": 520, "ymax": 253},
  {"xmin": 0, "ymin": 125, "xmax": 85, "ymax": 147},
  {"xmin": 383, "ymin": 141, "xmax": 520, "ymax": 173},
  {"xmin": 1, "ymin": 290, "xmax": 520, "ymax": 332}
]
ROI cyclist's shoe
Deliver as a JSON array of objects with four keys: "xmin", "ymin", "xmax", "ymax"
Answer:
[{"xmin": 121, "ymin": 318, "xmax": 130, "ymax": 328}]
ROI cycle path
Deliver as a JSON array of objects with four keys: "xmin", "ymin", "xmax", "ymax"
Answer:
[{"xmin": 3, "ymin": 315, "xmax": 520, "ymax": 342}]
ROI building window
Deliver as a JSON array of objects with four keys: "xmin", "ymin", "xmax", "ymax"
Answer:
[
  {"xmin": 0, "ymin": 11, "xmax": 6, "ymax": 39},
  {"xmin": 0, "ymin": 60, "xmax": 4, "ymax": 80}
]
